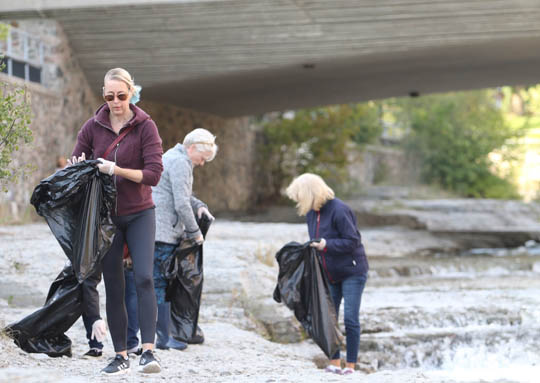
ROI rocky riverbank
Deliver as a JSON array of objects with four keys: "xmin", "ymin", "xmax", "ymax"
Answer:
[
  {"xmin": 0, "ymin": 222, "xmax": 443, "ymax": 383},
  {"xmin": 2, "ymin": 197, "xmax": 540, "ymax": 382}
]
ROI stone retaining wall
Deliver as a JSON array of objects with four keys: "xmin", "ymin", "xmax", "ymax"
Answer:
[
  {"xmin": 0, "ymin": 19, "xmax": 99, "ymax": 222},
  {"xmin": 347, "ymin": 144, "xmax": 420, "ymax": 189},
  {"xmin": 138, "ymin": 100, "xmax": 258, "ymax": 213}
]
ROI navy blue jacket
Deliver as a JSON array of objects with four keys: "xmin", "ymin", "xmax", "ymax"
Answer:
[{"xmin": 306, "ymin": 198, "xmax": 368, "ymax": 283}]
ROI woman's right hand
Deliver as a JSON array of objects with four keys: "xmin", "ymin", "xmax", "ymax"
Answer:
[
  {"xmin": 66, "ymin": 152, "xmax": 86, "ymax": 166},
  {"xmin": 195, "ymin": 235, "xmax": 204, "ymax": 245},
  {"xmin": 310, "ymin": 238, "xmax": 326, "ymax": 251}
]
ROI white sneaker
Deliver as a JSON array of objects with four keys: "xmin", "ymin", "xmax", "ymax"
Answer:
[{"xmin": 324, "ymin": 364, "xmax": 342, "ymax": 375}]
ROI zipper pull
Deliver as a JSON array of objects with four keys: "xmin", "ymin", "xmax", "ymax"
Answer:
[{"xmin": 352, "ymin": 260, "xmax": 357, "ymax": 266}]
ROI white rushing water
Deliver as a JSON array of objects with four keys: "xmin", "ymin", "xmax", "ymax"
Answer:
[
  {"xmin": 362, "ymin": 237, "xmax": 540, "ymax": 383},
  {"xmin": 431, "ymin": 343, "xmax": 540, "ymax": 383}
]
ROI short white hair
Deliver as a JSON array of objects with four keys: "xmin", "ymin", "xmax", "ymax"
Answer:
[{"xmin": 183, "ymin": 128, "xmax": 218, "ymax": 161}]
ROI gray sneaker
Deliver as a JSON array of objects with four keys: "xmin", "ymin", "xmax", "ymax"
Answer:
[
  {"xmin": 101, "ymin": 354, "xmax": 130, "ymax": 375},
  {"xmin": 138, "ymin": 350, "xmax": 161, "ymax": 374}
]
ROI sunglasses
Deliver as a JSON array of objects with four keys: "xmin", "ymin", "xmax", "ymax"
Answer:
[{"xmin": 103, "ymin": 93, "xmax": 129, "ymax": 102}]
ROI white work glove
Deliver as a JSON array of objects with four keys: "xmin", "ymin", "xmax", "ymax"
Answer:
[
  {"xmin": 197, "ymin": 206, "xmax": 215, "ymax": 221},
  {"xmin": 91, "ymin": 319, "xmax": 107, "ymax": 342},
  {"xmin": 310, "ymin": 238, "xmax": 326, "ymax": 251},
  {"xmin": 97, "ymin": 158, "xmax": 116, "ymax": 176},
  {"xmin": 66, "ymin": 152, "xmax": 86, "ymax": 166}
]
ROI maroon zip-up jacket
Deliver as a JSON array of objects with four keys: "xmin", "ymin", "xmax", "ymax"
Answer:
[{"xmin": 72, "ymin": 103, "xmax": 163, "ymax": 216}]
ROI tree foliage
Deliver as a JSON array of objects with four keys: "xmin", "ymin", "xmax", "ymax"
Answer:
[
  {"xmin": 259, "ymin": 89, "xmax": 524, "ymax": 201},
  {"xmin": 395, "ymin": 90, "xmax": 521, "ymax": 198},
  {"xmin": 259, "ymin": 103, "xmax": 381, "ymax": 200},
  {"xmin": 0, "ymin": 24, "xmax": 34, "ymax": 189}
]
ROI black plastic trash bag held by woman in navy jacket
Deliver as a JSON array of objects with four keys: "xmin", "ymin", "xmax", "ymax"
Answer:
[{"xmin": 273, "ymin": 240, "xmax": 343, "ymax": 358}]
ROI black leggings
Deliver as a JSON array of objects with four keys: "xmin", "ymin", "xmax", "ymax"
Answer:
[{"xmin": 102, "ymin": 208, "xmax": 157, "ymax": 352}]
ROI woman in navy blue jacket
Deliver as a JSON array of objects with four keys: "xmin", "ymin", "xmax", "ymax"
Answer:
[{"xmin": 286, "ymin": 173, "xmax": 369, "ymax": 375}]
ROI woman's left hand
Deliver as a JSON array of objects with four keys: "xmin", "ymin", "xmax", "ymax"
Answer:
[
  {"xmin": 97, "ymin": 158, "xmax": 116, "ymax": 175},
  {"xmin": 66, "ymin": 152, "xmax": 86, "ymax": 166},
  {"xmin": 197, "ymin": 206, "xmax": 215, "ymax": 221},
  {"xmin": 310, "ymin": 238, "xmax": 326, "ymax": 251}
]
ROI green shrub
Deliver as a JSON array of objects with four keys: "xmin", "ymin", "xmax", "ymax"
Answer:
[
  {"xmin": 259, "ymin": 103, "xmax": 381, "ymax": 200},
  {"xmin": 0, "ymin": 24, "xmax": 34, "ymax": 190},
  {"xmin": 397, "ymin": 90, "xmax": 521, "ymax": 198}
]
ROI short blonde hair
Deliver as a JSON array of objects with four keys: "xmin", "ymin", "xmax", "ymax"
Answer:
[
  {"xmin": 183, "ymin": 128, "xmax": 218, "ymax": 162},
  {"xmin": 103, "ymin": 67, "xmax": 136, "ymax": 93},
  {"xmin": 286, "ymin": 173, "xmax": 335, "ymax": 216}
]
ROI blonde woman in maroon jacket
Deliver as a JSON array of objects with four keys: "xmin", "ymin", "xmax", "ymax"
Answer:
[{"xmin": 69, "ymin": 68, "xmax": 163, "ymax": 375}]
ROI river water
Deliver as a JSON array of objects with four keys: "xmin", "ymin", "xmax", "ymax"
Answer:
[{"xmin": 362, "ymin": 242, "xmax": 540, "ymax": 382}]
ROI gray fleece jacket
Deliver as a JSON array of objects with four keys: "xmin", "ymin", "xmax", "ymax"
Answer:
[{"xmin": 153, "ymin": 144, "xmax": 206, "ymax": 245}]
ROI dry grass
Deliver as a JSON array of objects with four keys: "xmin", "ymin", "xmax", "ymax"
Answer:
[
  {"xmin": 0, "ymin": 203, "xmax": 40, "ymax": 225},
  {"xmin": 0, "ymin": 319, "xmax": 11, "ymax": 342},
  {"xmin": 253, "ymin": 242, "xmax": 279, "ymax": 267},
  {"xmin": 12, "ymin": 261, "xmax": 28, "ymax": 274}
]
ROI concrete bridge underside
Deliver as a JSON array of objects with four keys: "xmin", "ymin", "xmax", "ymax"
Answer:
[{"xmin": 3, "ymin": 0, "xmax": 540, "ymax": 117}]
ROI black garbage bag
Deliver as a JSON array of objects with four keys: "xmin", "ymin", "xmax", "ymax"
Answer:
[
  {"xmin": 273, "ymin": 241, "xmax": 343, "ymax": 358},
  {"xmin": 164, "ymin": 215, "xmax": 211, "ymax": 344},
  {"xmin": 5, "ymin": 265, "xmax": 81, "ymax": 357},
  {"xmin": 4, "ymin": 161, "xmax": 116, "ymax": 357},
  {"xmin": 30, "ymin": 160, "xmax": 116, "ymax": 282}
]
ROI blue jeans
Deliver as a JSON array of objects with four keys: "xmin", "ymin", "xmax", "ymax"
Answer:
[
  {"xmin": 124, "ymin": 267, "xmax": 140, "ymax": 350},
  {"xmin": 153, "ymin": 242, "xmax": 177, "ymax": 305},
  {"xmin": 328, "ymin": 273, "xmax": 368, "ymax": 363},
  {"xmin": 127, "ymin": 242, "xmax": 178, "ymax": 348},
  {"xmin": 153, "ymin": 242, "xmax": 181, "ymax": 348}
]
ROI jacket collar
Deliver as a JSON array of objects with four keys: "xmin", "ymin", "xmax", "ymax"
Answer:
[
  {"xmin": 94, "ymin": 103, "xmax": 149, "ymax": 130},
  {"xmin": 319, "ymin": 198, "xmax": 335, "ymax": 214}
]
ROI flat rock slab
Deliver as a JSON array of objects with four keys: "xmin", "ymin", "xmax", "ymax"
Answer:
[{"xmin": 349, "ymin": 199, "xmax": 540, "ymax": 249}]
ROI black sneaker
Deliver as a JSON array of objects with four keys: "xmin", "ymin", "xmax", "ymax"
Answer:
[
  {"xmin": 101, "ymin": 354, "xmax": 130, "ymax": 375},
  {"xmin": 127, "ymin": 346, "xmax": 143, "ymax": 358},
  {"xmin": 82, "ymin": 348, "xmax": 102, "ymax": 358},
  {"xmin": 138, "ymin": 350, "xmax": 161, "ymax": 374}
]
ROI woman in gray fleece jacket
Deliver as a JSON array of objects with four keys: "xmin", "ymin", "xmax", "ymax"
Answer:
[{"xmin": 151, "ymin": 128, "xmax": 217, "ymax": 349}]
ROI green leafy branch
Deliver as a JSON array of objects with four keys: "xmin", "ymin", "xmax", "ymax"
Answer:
[{"xmin": 0, "ymin": 23, "xmax": 34, "ymax": 190}]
